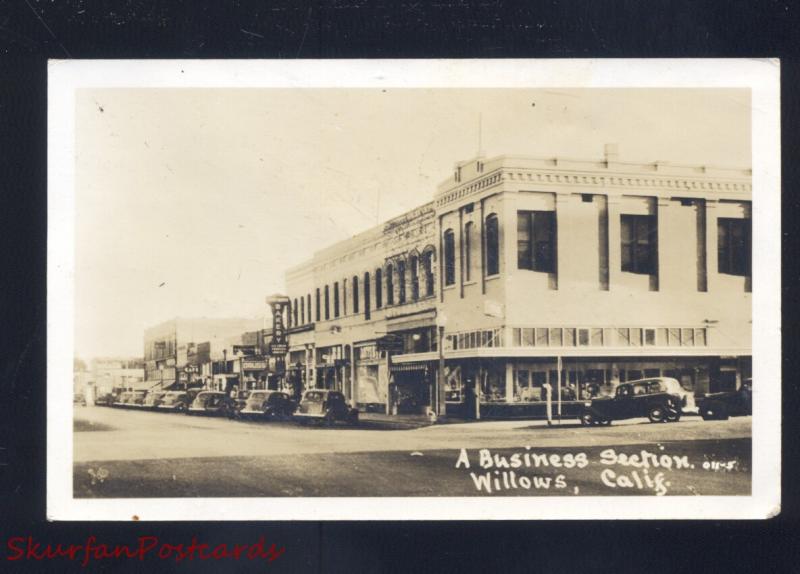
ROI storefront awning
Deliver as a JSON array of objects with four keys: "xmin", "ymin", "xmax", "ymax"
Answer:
[{"xmin": 390, "ymin": 361, "xmax": 434, "ymax": 373}]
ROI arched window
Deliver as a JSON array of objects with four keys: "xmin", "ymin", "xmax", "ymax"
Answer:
[
  {"xmin": 293, "ymin": 298, "xmax": 298, "ymax": 326},
  {"xmin": 386, "ymin": 264, "xmax": 394, "ymax": 305},
  {"xmin": 444, "ymin": 229, "xmax": 456, "ymax": 286},
  {"xmin": 464, "ymin": 222, "xmax": 474, "ymax": 281},
  {"xmin": 485, "ymin": 214, "xmax": 499, "ymax": 276},
  {"xmin": 375, "ymin": 268, "xmax": 383, "ymax": 308},
  {"xmin": 307, "ymin": 294, "xmax": 312, "ymax": 323},
  {"xmin": 410, "ymin": 254, "xmax": 419, "ymax": 300},
  {"xmin": 315, "ymin": 289, "xmax": 321, "ymax": 322},
  {"xmin": 324, "ymin": 285, "xmax": 330, "ymax": 320},
  {"xmin": 300, "ymin": 296, "xmax": 305, "ymax": 325},
  {"xmin": 343, "ymin": 278, "xmax": 348, "ymax": 315},
  {"xmin": 397, "ymin": 260, "xmax": 407, "ymax": 304},
  {"xmin": 422, "ymin": 250, "xmax": 435, "ymax": 296},
  {"xmin": 364, "ymin": 271, "xmax": 371, "ymax": 320},
  {"xmin": 352, "ymin": 275, "xmax": 360, "ymax": 314}
]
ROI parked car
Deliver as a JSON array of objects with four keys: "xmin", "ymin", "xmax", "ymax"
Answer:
[
  {"xmin": 158, "ymin": 391, "xmax": 193, "ymax": 413},
  {"xmin": 293, "ymin": 390, "xmax": 359, "ymax": 426},
  {"xmin": 240, "ymin": 390, "xmax": 296, "ymax": 420},
  {"xmin": 128, "ymin": 390, "xmax": 149, "ymax": 407},
  {"xmin": 94, "ymin": 388, "xmax": 117, "ymax": 406},
  {"xmin": 73, "ymin": 393, "xmax": 86, "ymax": 406},
  {"xmin": 142, "ymin": 391, "xmax": 167, "ymax": 409},
  {"xmin": 113, "ymin": 391, "xmax": 133, "ymax": 407},
  {"xmin": 698, "ymin": 379, "xmax": 752, "ymax": 421},
  {"xmin": 580, "ymin": 379, "xmax": 682, "ymax": 425},
  {"xmin": 187, "ymin": 391, "xmax": 238, "ymax": 417}
]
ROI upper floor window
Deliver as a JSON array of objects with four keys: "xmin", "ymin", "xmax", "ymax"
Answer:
[
  {"xmin": 315, "ymin": 289, "xmax": 321, "ymax": 322},
  {"xmin": 464, "ymin": 222, "xmax": 474, "ymax": 281},
  {"xmin": 718, "ymin": 218, "xmax": 751, "ymax": 276},
  {"xmin": 342, "ymin": 279, "xmax": 347, "ymax": 315},
  {"xmin": 352, "ymin": 276, "xmax": 360, "ymax": 314},
  {"xmin": 517, "ymin": 210, "xmax": 556, "ymax": 273},
  {"xmin": 375, "ymin": 268, "xmax": 383, "ymax": 308},
  {"xmin": 398, "ymin": 260, "xmax": 407, "ymax": 304},
  {"xmin": 364, "ymin": 271, "xmax": 371, "ymax": 320},
  {"xmin": 333, "ymin": 282, "xmax": 340, "ymax": 318},
  {"xmin": 386, "ymin": 264, "xmax": 395, "ymax": 305},
  {"xmin": 444, "ymin": 229, "xmax": 456, "ymax": 286},
  {"xmin": 292, "ymin": 298, "xmax": 298, "ymax": 326},
  {"xmin": 410, "ymin": 255, "xmax": 419, "ymax": 300},
  {"xmin": 621, "ymin": 214, "xmax": 657, "ymax": 275},
  {"xmin": 300, "ymin": 296, "xmax": 305, "ymax": 325},
  {"xmin": 324, "ymin": 285, "xmax": 330, "ymax": 320},
  {"xmin": 422, "ymin": 250, "xmax": 435, "ymax": 296},
  {"xmin": 486, "ymin": 214, "xmax": 500, "ymax": 276},
  {"xmin": 307, "ymin": 294, "xmax": 311, "ymax": 323}
]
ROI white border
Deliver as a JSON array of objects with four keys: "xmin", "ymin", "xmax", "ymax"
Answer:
[{"xmin": 48, "ymin": 59, "xmax": 781, "ymax": 521}]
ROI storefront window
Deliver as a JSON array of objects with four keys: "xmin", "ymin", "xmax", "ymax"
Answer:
[{"xmin": 480, "ymin": 365, "xmax": 506, "ymax": 402}]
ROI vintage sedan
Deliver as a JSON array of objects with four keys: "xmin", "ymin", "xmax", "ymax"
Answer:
[
  {"xmin": 293, "ymin": 390, "xmax": 359, "ymax": 426},
  {"xmin": 240, "ymin": 390, "xmax": 295, "ymax": 420},
  {"xmin": 113, "ymin": 391, "xmax": 133, "ymax": 407},
  {"xmin": 128, "ymin": 390, "xmax": 149, "ymax": 407},
  {"xmin": 698, "ymin": 379, "xmax": 752, "ymax": 421},
  {"xmin": 580, "ymin": 379, "xmax": 682, "ymax": 425},
  {"xmin": 158, "ymin": 391, "xmax": 193, "ymax": 413},
  {"xmin": 142, "ymin": 391, "xmax": 167, "ymax": 409},
  {"xmin": 187, "ymin": 391, "xmax": 238, "ymax": 417}
]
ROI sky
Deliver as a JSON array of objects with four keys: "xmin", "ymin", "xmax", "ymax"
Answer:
[{"xmin": 74, "ymin": 88, "xmax": 751, "ymax": 361}]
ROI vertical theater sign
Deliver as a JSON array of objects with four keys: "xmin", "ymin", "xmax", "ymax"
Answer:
[{"xmin": 266, "ymin": 294, "xmax": 290, "ymax": 378}]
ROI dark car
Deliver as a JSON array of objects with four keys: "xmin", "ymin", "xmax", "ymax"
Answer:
[
  {"xmin": 158, "ymin": 391, "xmax": 192, "ymax": 413},
  {"xmin": 187, "ymin": 391, "xmax": 238, "ymax": 417},
  {"xmin": 698, "ymin": 379, "xmax": 752, "ymax": 421},
  {"xmin": 142, "ymin": 391, "xmax": 167, "ymax": 409},
  {"xmin": 128, "ymin": 390, "xmax": 149, "ymax": 407},
  {"xmin": 580, "ymin": 379, "xmax": 682, "ymax": 425},
  {"xmin": 94, "ymin": 389, "xmax": 117, "ymax": 406},
  {"xmin": 240, "ymin": 390, "xmax": 295, "ymax": 420},
  {"xmin": 113, "ymin": 391, "xmax": 133, "ymax": 407},
  {"xmin": 294, "ymin": 390, "xmax": 359, "ymax": 426}
]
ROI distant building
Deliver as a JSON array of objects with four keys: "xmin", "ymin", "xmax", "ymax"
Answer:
[
  {"xmin": 91, "ymin": 357, "xmax": 146, "ymax": 392},
  {"xmin": 143, "ymin": 317, "xmax": 264, "ymax": 390},
  {"xmin": 285, "ymin": 145, "xmax": 752, "ymax": 418}
]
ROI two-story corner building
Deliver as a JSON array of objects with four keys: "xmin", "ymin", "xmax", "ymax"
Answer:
[
  {"xmin": 426, "ymin": 145, "xmax": 752, "ymax": 419},
  {"xmin": 285, "ymin": 204, "xmax": 439, "ymax": 413},
  {"xmin": 284, "ymin": 144, "xmax": 752, "ymax": 420}
]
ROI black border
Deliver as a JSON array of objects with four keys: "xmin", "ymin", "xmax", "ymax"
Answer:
[{"xmin": 1, "ymin": 1, "xmax": 799, "ymax": 572}]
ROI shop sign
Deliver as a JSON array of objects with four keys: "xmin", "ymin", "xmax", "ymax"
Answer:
[
  {"xmin": 269, "ymin": 342, "xmax": 289, "ymax": 356},
  {"xmin": 376, "ymin": 334, "xmax": 404, "ymax": 353},
  {"xmin": 242, "ymin": 359, "xmax": 268, "ymax": 370},
  {"xmin": 233, "ymin": 345, "xmax": 256, "ymax": 356}
]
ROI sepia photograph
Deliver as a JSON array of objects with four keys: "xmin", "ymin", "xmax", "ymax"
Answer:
[{"xmin": 47, "ymin": 59, "xmax": 780, "ymax": 520}]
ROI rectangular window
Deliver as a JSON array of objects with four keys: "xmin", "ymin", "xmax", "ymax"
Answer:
[
  {"xmin": 621, "ymin": 214, "xmax": 657, "ymax": 274},
  {"xmin": 564, "ymin": 328, "xmax": 576, "ymax": 346},
  {"xmin": 464, "ymin": 222, "xmax": 473, "ymax": 282},
  {"xmin": 657, "ymin": 328, "xmax": 669, "ymax": 346},
  {"xmin": 324, "ymin": 285, "xmax": 330, "ymax": 320},
  {"xmin": 444, "ymin": 231, "xmax": 456, "ymax": 286},
  {"xmin": 630, "ymin": 328, "xmax": 642, "ymax": 346},
  {"xmin": 397, "ymin": 260, "xmax": 406, "ymax": 304},
  {"xmin": 578, "ymin": 328, "xmax": 590, "ymax": 346},
  {"xmin": 549, "ymin": 328, "xmax": 563, "ymax": 347},
  {"xmin": 591, "ymin": 328, "xmax": 603, "ymax": 346},
  {"xmin": 517, "ymin": 211, "xmax": 557, "ymax": 272},
  {"xmin": 536, "ymin": 328, "xmax": 549, "ymax": 346},
  {"xmin": 315, "ymin": 289, "xmax": 321, "ymax": 322},
  {"xmin": 513, "ymin": 328, "xmax": 521, "ymax": 346},
  {"xmin": 681, "ymin": 328, "xmax": 694, "ymax": 346},
  {"xmin": 333, "ymin": 282, "xmax": 340, "ymax": 318},
  {"xmin": 522, "ymin": 328, "xmax": 534, "ymax": 347},
  {"xmin": 668, "ymin": 327, "xmax": 681, "ymax": 346},
  {"xmin": 718, "ymin": 218, "xmax": 751, "ymax": 276},
  {"xmin": 695, "ymin": 328, "xmax": 707, "ymax": 346},
  {"xmin": 644, "ymin": 328, "xmax": 656, "ymax": 346},
  {"xmin": 617, "ymin": 328, "xmax": 630, "ymax": 346}
]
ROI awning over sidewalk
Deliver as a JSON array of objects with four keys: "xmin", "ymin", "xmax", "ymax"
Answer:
[{"xmin": 390, "ymin": 361, "xmax": 434, "ymax": 373}]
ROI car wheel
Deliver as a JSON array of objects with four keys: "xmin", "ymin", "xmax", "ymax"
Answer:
[
  {"xmin": 580, "ymin": 412, "xmax": 596, "ymax": 426},
  {"xmin": 648, "ymin": 405, "xmax": 667, "ymax": 423}
]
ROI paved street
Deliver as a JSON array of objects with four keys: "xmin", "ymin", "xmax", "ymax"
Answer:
[{"xmin": 73, "ymin": 406, "xmax": 751, "ymax": 497}]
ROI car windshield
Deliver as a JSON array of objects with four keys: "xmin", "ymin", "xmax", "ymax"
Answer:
[
  {"xmin": 303, "ymin": 391, "xmax": 325, "ymax": 402},
  {"xmin": 250, "ymin": 392, "xmax": 267, "ymax": 400}
]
